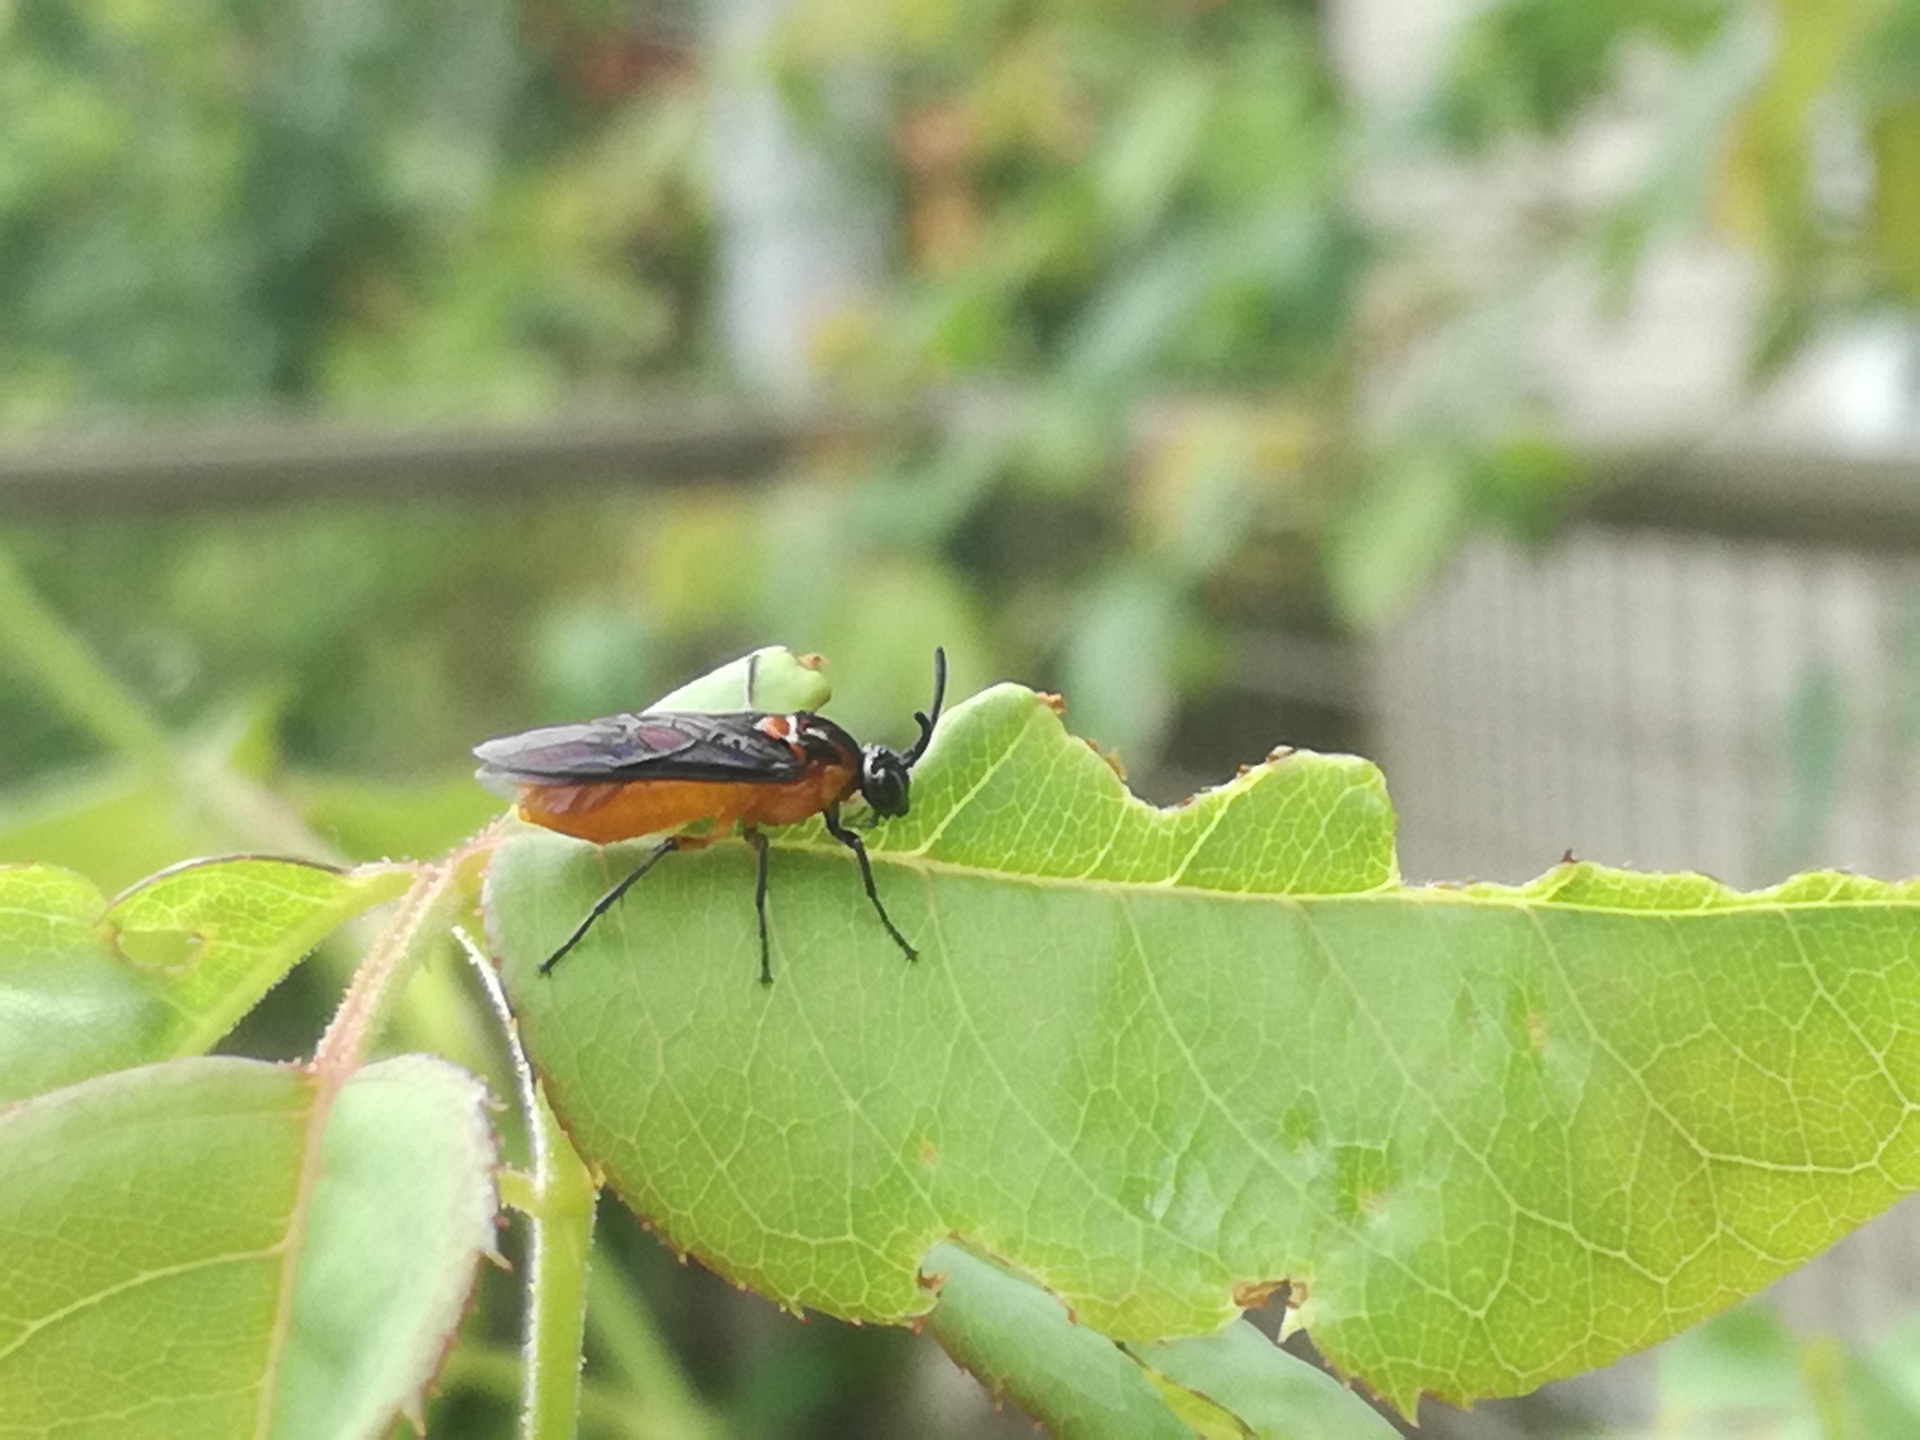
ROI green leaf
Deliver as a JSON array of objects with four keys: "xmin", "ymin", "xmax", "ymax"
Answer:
[
  {"xmin": 0, "ymin": 859, "xmax": 410, "ymax": 1103},
  {"xmin": 487, "ymin": 683, "xmax": 1920, "ymax": 1414},
  {"xmin": 1129, "ymin": 1323, "xmax": 1396, "ymax": 1439},
  {"xmin": 924, "ymin": 1242, "xmax": 1391, "ymax": 1440},
  {"xmin": 923, "ymin": 1241, "xmax": 1192, "ymax": 1439},
  {"xmin": 651, "ymin": 645, "xmax": 834, "ymax": 714},
  {"xmin": 0, "ymin": 1053, "xmax": 497, "ymax": 1437}
]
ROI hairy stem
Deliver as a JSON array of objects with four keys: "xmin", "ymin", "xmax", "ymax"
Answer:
[{"xmin": 462, "ymin": 924, "xmax": 600, "ymax": 1440}]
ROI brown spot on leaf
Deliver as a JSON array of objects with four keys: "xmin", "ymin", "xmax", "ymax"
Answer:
[
  {"xmin": 1266, "ymin": 745, "xmax": 1298, "ymax": 763},
  {"xmin": 1559, "ymin": 848, "xmax": 1578, "ymax": 866},
  {"xmin": 1233, "ymin": 1278, "xmax": 1290, "ymax": 1310},
  {"xmin": 1038, "ymin": 691, "xmax": 1067, "ymax": 715},
  {"xmin": 1526, "ymin": 1012, "xmax": 1549, "ymax": 1053},
  {"xmin": 919, "ymin": 1139, "xmax": 938, "ymax": 1165},
  {"xmin": 796, "ymin": 653, "xmax": 825, "ymax": 671}
]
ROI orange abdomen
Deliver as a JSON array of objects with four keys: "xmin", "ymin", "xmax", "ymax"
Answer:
[{"xmin": 516, "ymin": 764, "xmax": 857, "ymax": 846}]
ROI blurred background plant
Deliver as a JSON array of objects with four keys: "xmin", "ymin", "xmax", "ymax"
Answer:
[{"xmin": 8, "ymin": 0, "xmax": 1920, "ymax": 1433}]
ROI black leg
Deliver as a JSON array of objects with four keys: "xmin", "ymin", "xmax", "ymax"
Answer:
[
  {"xmin": 540, "ymin": 836, "xmax": 683, "ymax": 976},
  {"xmin": 748, "ymin": 827, "xmax": 773, "ymax": 986},
  {"xmin": 822, "ymin": 805, "xmax": 917, "ymax": 962}
]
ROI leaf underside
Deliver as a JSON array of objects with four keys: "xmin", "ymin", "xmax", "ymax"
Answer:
[{"xmin": 487, "ymin": 683, "xmax": 1920, "ymax": 1413}]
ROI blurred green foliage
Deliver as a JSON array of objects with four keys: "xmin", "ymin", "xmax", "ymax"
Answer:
[
  {"xmin": 7, "ymin": 0, "xmax": 1920, "ymax": 1433},
  {"xmin": 1630, "ymin": 1303, "xmax": 1920, "ymax": 1437},
  {"xmin": 1436, "ymin": 0, "xmax": 1920, "ymax": 370},
  {"xmin": 773, "ymin": 0, "xmax": 1373, "ymax": 759},
  {"xmin": 0, "ymin": 0, "xmax": 709, "ymax": 418}
]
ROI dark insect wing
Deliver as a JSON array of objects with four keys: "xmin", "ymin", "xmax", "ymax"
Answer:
[
  {"xmin": 473, "ymin": 710, "xmax": 807, "ymax": 794},
  {"xmin": 473, "ymin": 718, "xmax": 696, "ymax": 776}
]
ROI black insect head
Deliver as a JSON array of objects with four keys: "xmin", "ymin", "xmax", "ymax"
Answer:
[{"xmin": 856, "ymin": 647, "xmax": 946, "ymax": 819}]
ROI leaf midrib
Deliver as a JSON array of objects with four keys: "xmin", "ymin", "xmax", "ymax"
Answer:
[
  {"xmin": 685, "ymin": 835, "xmax": 1920, "ymax": 916},
  {"xmin": 0, "ymin": 1245, "xmax": 283, "ymax": 1366}
]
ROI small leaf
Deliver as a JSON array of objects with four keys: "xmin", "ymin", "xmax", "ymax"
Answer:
[
  {"xmin": 1129, "ymin": 1323, "xmax": 1396, "ymax": 1439},
  {"xmin": 652, "ymin": 645, "xmax": 834, "ymax": 714},
  {"xmin": 0, "ymin": 1053, "xmax": 497, "ymax": 1437},
  {"xmin": 272, "ymin": 1056, "xmax": 499, "ymax": 1430},
  {"xmin": 0, "ymin": 859, "xmax": 410, "ymax": 1102},
  {"xmin": 926, "ymin": 1243, "xmax": 1391, "ymax": 1439},
  {"xmin": 923, "ymin": 1241, "xmax": 1191, "ymax": 1439}
]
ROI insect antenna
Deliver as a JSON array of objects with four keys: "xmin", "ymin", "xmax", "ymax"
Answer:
[{"xmin": 902, "ymin": 647, "xmax": 947, "ymax": 768}]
